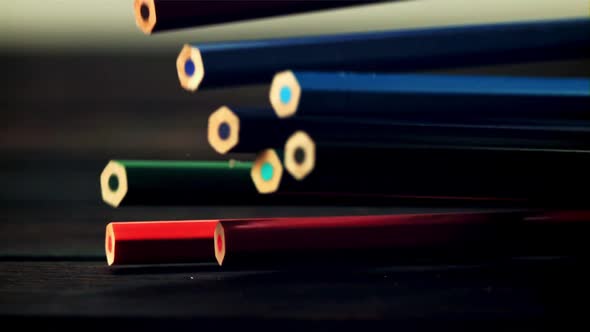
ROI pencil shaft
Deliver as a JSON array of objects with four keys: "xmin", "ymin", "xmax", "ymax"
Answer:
[
  {"xmin": 217, "ymin": 211, "xmax": 590, "ymax": 266},
  {"xmin": 106, "ymin": 220, "xmax": 218, "ymax": 265},
  {"xmin": 100, "ymin": 160, "xmax": 257, "ymax": 207},
  {"xmin": 278, "ymin": 146, "xmax": 590, "ymax": 208},
  {"xmin": 182, "ymin": 18, "xmax": 590, "ymax": 90},
  {"xmin": 218, "ymin": 109, "xmax": 590, "ymax": 152},
  {"xmin": 139, "ymin": 0, "xmax": 388, "ymax": 33},
  {"xmin": 102, "ymin": 159, "xmax": 475, "ymax": 207},
  {"xmin": 276, "ymin": 72, "xmax": 590, "ymax": 123}
]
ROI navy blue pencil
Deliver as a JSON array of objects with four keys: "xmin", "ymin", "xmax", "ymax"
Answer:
[
  {"xmin": 270, "ymin": 72, "xmax": 590, "ymax": 123},
  {"xmin": 177, "ymin": 18, "xmax": 590, "ymax": 91},
  {"xmin": 207, "ymin": 107, "xmax": 590, "ymax": 156}
]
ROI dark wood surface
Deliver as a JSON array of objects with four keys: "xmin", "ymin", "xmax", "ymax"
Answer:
[{"xmin": 1, "ymin": 54, "xmax": 589, "ymax": 330}]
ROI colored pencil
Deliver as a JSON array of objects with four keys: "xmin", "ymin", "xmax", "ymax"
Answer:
[
  {"xmin": 250, "ymin": 148, "xmax": 518, "ymax": 207},
  {"xmin": 270, "ymin": 71, "xmax": 590, "ymax": 121},
  {"xmin": 177, "ymin": 18, "xmax": 590, "ymax": 91},
  {"xmin": 106, "ymin": 220, "xmax": 218, "ymax": 266},
  {"xmin": 214, "ymin": 211, "xmax": 521, "ymax": 266},
  {"xmin": 258, "ymin": 138, "xmax": 590, "ymax": 208},
  {"xmin": 215, "ymin": 210, "xmax": 590, "ymax": 266},
  {"xmin": 101, "ymin": 158, "xmax": 484, "ymax": 207},
  {"xmin": 281, "ymin": 126, "xmax": 590, "ymax": 179},
  {"xmin": 208, "ymin": 106, "xmax": 291, "ymax": 154},
  {"xmin": 100, "ymin": 159, "xmax": 257, "ymax": 207},
  {"xmin": 208, "ymin": 107, "xmax": 590, "ymax": 156},
  {"xmin": 134, "ymin": 0, "xmax": 389, "ymax": 34}
]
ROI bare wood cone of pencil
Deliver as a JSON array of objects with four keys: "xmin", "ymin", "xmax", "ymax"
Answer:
[
  {"xmin": 284, "ymin": 131, "xmax": 316, "ymax": 181},
  {"xmin": 251, "ymin": 149, "xmax": 283, "ymax": 194},
  {"xmin": 208, "ymin": 106, "xmax": 240, "ymax": 154},
  {"xmin": 270, "ymin": 70, "xmax": 302, "ymax": 118},
  {"xmin": 176, "ymin": 45, "xmax": 204, "ymax": 92}
]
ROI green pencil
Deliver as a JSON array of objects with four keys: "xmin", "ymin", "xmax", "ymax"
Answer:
[{"xmin": 100, "ymin": 159, "xmax": 257, "ymax": 207}]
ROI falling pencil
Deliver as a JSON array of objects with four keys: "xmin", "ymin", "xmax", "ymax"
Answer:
[
  {"xmin": 100, "ymin": 159, "xmax": 257, "ymax": 207},
  {"xmin": 134, "ymin": 0, "xmax": 389, "ymax": 34},
  {"xmin": 209, "ymin": 107, "xmax": 590, "ymax": 156},
  {"xmin": 208, "ymin": 106, "xmax": 294, "ymax": 155},
  {"xmin": 177, "ymin": 18, "xmax": 590, "ymax": 91}
]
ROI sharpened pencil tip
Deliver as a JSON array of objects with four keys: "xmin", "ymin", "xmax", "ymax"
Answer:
[
  {"xmin": 261, "ymin": 162, "xmax": 274, "ymax": 182},
  {"xmin": 107, "ymin": 234, "xmax": 113, "ymax": 253},
  {"xmin": 216, "ymin": 234, "xmax": 223, "ymax": 253},
  {"xmin": 280, "ymin": 86, "xmax": 292, "ymax": 104},
  {"xmin": 140, "ymin": 3, "xmax": 150, "ymax": 20},
  {"xmin": 294, "ymin": 147, "xmax": 305, "ymax": 164},
  {"xmin": 184, "ymin": 59, "xmax": 195, "ymax": 76},
  {"xmin": 218, "ymin": 122, "xmax": 231, "ymax": 140},
  {"xmin": 108, "ymin": 174, "xmax": 119, "ymax": 192}
]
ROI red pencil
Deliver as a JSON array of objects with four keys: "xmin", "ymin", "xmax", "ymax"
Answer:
[
  {"xmin": 214, "ymin": 211, "xmax": 527, "ymax": 266},
  {"xmin": 106, "ymin": 220, "xmax": 218, "ymax": 266},
  {"xmin": 214, "ymin": 211, "xmax": 590, "ymax": 266}
]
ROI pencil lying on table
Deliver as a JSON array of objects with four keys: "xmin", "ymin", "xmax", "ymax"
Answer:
[
  {"xmin": 134, "ymin": 0, "xmax": 388, "ymax": 34},
  {"xmin": 106, "ymin": 220, "xmax": 218, "ymax": 266},
  {"xmin": 214, "ymin": 211, "xmax": 590, "ymax": 266},
  {"xmin": 177, "ymin": 18, "xmax": 590, "ymax": 91},
  {"xmin": 254, "ymin": 138, "xmax": 590, "ymax": 208},
  {"xmin": 270, "ymin": 71, "xmax": 590, "ymax": 123},
  {"xmin": 106, "ymin": 211, "xmax": 590, "ymax": 266}
]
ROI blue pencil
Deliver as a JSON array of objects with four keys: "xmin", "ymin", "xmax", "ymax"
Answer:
[
  {"xmin": 270, "ymin": 71, "xmax": 590, "ymax": 123},
  {"xmin": 177, "ymin": 17, "xmax": 590, "ymax": 91},
  {"xmin": 207, "ymin": 106, "xmax": 590, "ymax": 158}
]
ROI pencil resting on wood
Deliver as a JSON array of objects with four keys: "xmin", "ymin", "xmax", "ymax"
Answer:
[
  {"xmin": 104, "ymin": 211, "xmax": 590, "ymax": 266},
  {"xmin": 177, "ymin": 18, "xmax": 590, "ymax": 91},
  {"xmin": 134, "ymin": 0, "xmax": 390, "ymax": 34},
  {"xmin": 214, "ymin": 210, "xmax": 590, "ymax": 266},
  {"xmin": 270, "ymin": 71, "xmax": 590, "ymax": 122},
  {"xmin": 106, "ymin": 220, "xmax": 218, "ymax": 266}
]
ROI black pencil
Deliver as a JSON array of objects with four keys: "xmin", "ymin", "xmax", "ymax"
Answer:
[
  {"xmin": 135, "ymin": 0, "xmax": 389, "ymax": 34},
  {"xmin": 270, "ymin": 71, "xmax": 590, "ymax": 123},
  {"xmin": 177, "ymin": 18, "xmax": 590, "ymax": 91},
  {"xmin": 259, "ymin": 134, "xmax": 590, "ymax": 208}
]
